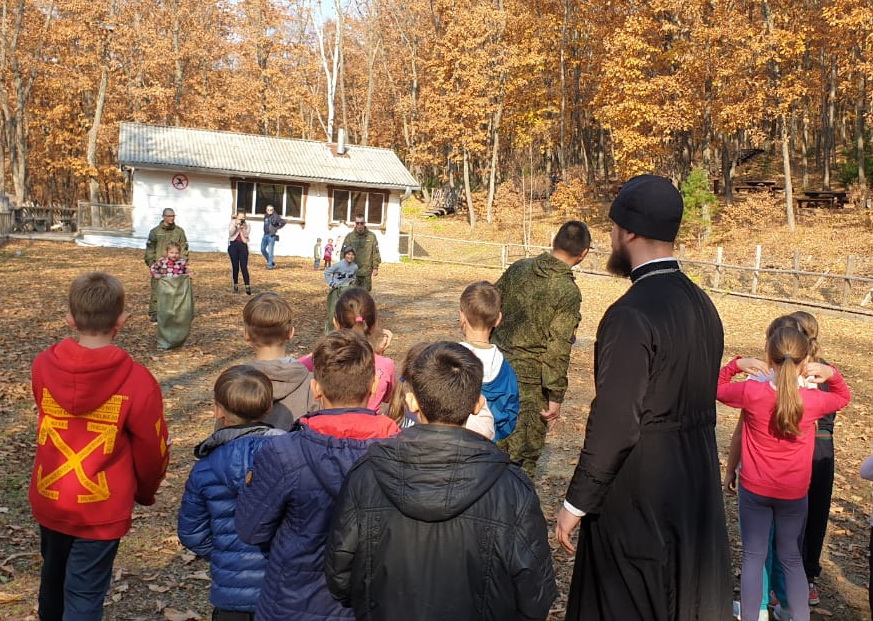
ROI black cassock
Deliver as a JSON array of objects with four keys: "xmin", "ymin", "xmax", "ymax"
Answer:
[{"xmin": 564, "ymin": 260, "xmax": 733, "ymax": 620}]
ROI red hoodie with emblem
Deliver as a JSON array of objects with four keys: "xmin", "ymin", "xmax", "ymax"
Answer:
[{"xmin": 29, "ymin": 338, "xmax": 169, "ymax": 540}]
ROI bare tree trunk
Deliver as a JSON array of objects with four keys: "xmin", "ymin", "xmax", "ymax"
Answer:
[
  {"xmin": 463, "ymin": 148, "xmax": 475, "ymax": 229},
  {"xmin": 88, "ymin": 9, "xmax": 116, "ymax": 205},
  {"xmin": 721, "ymin": 136, "xmax": 734, "ymax": 205},
  {"xmin": 0, "ymin": 0, "xmax": 54, "ymax": 203},
  {"xmin": 558, "ymin": 0, "xmax": 570, "ymax": 178},
  {"xmin": 315, "ymin": 2, "xmax": 343, "ymax": 142},
  {"xmin": 485, "ymin": 103, "xmax": 502, "ymax": 224},
  {"xmin": 823, "ymin": 54, "xmax": 836, "ymax": 189},
  {"xmin": 171, "ymin": 0, "xmax": 184, "ymax": 125},
  {"xmin": 801, "ymin": 111, "xmax": 809, "ymax": 189},
  {"xmin": 781, "ymin": 115, "xmax": 795, "ymax": 232},
  {"xmin": 360, "ymin": 39, "xmax": 379, "ymax": 146},
  {"xmin": 856, "ymin": 68, "xmax": 867, "ymax": 189}
]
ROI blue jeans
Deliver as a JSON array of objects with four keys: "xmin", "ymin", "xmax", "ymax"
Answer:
[
  {"xmin": 260, "ymin": 234, "xmax": 276, "ymax": 267},
  {"xmin": 39, "ymin": 526, "xmax": 120, "ymax": 621}
]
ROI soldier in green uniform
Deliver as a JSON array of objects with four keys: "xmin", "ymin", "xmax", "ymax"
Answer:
[
  {"xmin": 342, "ymin": 214, "xmax": 381, "ymax": 291},
  {"xmin": 144, "ymin": 208, "xmax": 189, "ymax": 321},
  {"xmin": 492, "ymin": 221, "xmax": 590, "ymax": 477}
]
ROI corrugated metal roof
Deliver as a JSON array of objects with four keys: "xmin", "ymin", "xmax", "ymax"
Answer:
[{"xmin": 118, "ymin": 122, "xmax": 420, "ymax": 190}]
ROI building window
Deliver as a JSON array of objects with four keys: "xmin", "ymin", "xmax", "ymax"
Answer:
[
  {"xmin": 329, "ymin": 187, "xmax": 388, "ymax": 226},
  {"xmin": 234, "ymin": 180, "xmax": 307, "ymax": 220}
]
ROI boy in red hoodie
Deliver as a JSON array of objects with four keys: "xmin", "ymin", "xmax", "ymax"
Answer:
[{"xmin": 29, "ymin": 272, "xmax": 169, "ymax": 621}]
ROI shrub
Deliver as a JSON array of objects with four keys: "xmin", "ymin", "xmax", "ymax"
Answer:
[{"xmin": 680, "ymin": 168, "xmax": 718, "ymax": 246}]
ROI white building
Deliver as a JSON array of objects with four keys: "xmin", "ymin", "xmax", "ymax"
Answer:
[{"xmin": 79, "ymin": 122, "xmax": 419, "ymax": 261}]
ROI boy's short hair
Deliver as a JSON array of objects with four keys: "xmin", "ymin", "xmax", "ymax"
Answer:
[
  {"xmin": 243, "ymin": 292, "xmax": 294, "ymax": 347},
  {"xmin": 68, "ymin": 272, "xmax": 125, "ymax": 335},
  {"xmin": 407, "ymin": 342, "xmax": 483, "ymax": 425},
  {"xmin": 553, "ymin": 220, "xmax": 591, "ymax": 256},
  {"xmin": 312, "ymin": 330, "xmax": 374, "ymax": 404},
  {"xmin": 166, "ymin": 241, "xmax": 181, "ymax": 251},
  {"xmin": 214, "ymin": 365, "xmax": 273, "ymax": 421},
  {"xmin": 460, "ymin": 281, "xmax": 501, "ymax": 329}
]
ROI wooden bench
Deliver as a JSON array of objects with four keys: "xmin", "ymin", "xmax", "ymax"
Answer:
[
  {"xmin": 734, "ymin": 183, "xmax": 770, "ymax": 193},
  {"xmin": 797, "ymin": 197, "xmax": 839, "ymax": 209}
]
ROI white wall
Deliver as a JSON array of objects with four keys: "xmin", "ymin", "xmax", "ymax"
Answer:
[{"xmin": 80, "ymin": 169, "xmax": 401, "ymax": 262}]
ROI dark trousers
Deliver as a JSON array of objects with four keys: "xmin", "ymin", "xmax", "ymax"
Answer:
[
  {"xmin": 738, "ymin": 485, "xmax": 810, "ymax": 621},
  {"xmin": 228, "ymin": 240, "xmax": 250, "ymax": 285},
  {"xmin": 212, "ymin": 609, "xmax": 254, "ymax": 621},
  {"xmin": 38, "ymin": 526, "xmax": 119, "ymax": 621},
  {"xmin": 802, "ymin": 432, "xmax": 835, "ymax": 580}
]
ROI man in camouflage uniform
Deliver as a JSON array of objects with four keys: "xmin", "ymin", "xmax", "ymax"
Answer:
[
  {"xmin": 144, "ymin": 208, "xmax": 189, "ymax": 321},
  {"xmin": 492, "ymin": 220, "xmax": 590, "ymax": 477},
  {"xmin": 342, "ymin": 214, "xmax": 381, "ymax": 291}
]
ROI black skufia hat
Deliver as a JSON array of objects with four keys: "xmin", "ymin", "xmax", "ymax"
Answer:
[{"xmin": 608, "ymin": 174, "xmax": 683, "ymax": 242}]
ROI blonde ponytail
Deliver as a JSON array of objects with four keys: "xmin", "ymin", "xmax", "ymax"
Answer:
[
  {"xmin": 773, "ymin": 355, "xmax": 803, "ymax": 435},
  {"xmin": 766, "ymin": 327, "xmax": 811, "ymax": 437}
]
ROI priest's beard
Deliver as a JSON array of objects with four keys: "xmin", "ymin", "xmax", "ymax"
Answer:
[{"xmin": 606, "ymin": 245, "xmax": 632, "ymax": 278}]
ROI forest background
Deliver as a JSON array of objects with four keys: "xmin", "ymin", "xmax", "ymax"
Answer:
[{"xmin": 2, "ymin": 0, "xmax": 873, "ymax": 226}]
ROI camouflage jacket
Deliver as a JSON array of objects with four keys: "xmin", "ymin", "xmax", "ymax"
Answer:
[
  {"xmin": 342, "ymin": 228, "xmax": 381, "ymax": 276},
  {"xmin": 492, "ymin": 252, "xmax": 581, "ymax": 402},
  {"xmin": 144, "ymin": 223, "xmax": 189, "ymax": 266}
]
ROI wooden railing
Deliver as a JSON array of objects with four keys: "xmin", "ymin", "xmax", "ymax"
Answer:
[{"xmin": 401, "ymin": 229, "xmax": 873, "ymax": 316}]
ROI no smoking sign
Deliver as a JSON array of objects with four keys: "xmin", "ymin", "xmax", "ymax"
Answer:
[{"xmin": 172, "ymin": 174, "xmax": 189, "ymax": 190}]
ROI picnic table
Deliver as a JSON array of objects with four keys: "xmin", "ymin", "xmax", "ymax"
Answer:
[
  {"xmin": 796, "ymin": 190, "xmax": 849, "ymax": 209},
  {"xmin": 733, "ymin": 179, "xmax": 777, "ymax": 193}
]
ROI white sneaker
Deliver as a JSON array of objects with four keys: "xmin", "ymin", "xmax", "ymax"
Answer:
[
  {"xmin": 772, "ymin": 604, "xmax": 793, "ymax": 621},
  {"xmin": 731, "ymin": 601, "xmax": 772, "ymax": 621}
]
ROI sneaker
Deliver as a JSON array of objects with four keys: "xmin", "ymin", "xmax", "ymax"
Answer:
[
  {"xmin": 772, "ymin": 604, "xmax": 792, "ymax": 621},
  {"xmin": 245, "ymin": 285, "xmax": 251, "ymax": 295},
  {"xmin": 149, "ymin": 316, "xmax": 157, "ymax": 323},
  {"xmin": 808, "ymin": 582, "xmax": 820, "ymax": 606},
  {"xmin": 233, "ymin": 284, "xmax": 239, "ymax": 293}
]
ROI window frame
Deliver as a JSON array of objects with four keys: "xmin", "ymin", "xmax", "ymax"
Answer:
[
  {"xmin": 232, "ymin": 178, "xmax": 309, "ymax": 222},
  {"xmin": 327, "ymin": 185, "xmax": 389, "ymax": 228}
]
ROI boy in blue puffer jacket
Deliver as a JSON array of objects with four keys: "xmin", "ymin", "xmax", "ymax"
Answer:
[
  {"xmin": 236, "ymin": 330, "xmax": 400, "ymax": 621},
  {"xmin": 178, "ymin": 365, "xmax": 285, "ymax": 621}
]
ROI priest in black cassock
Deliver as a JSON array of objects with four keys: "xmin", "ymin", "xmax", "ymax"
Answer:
[{"xmin": 555, "ymin": 174, "xmax": 733, "ymax": 620}]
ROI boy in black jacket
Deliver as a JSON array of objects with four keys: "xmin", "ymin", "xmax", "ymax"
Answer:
[{"xmin": 325, "ymin": 341, "xmax": 557, "ymax": 621}]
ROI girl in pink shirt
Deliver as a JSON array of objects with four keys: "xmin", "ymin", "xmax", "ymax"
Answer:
[
  {"xmin": 299, "ymin": 288, "xmax": 395, "ymax": 413},
  {"xmin": 717, "ymin": 326, "xmax": 850, "ymax": 621}
]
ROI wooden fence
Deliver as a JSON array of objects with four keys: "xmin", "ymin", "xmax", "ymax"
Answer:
[{"xmin": 401, "ymin": 230, "xmax": 873, "ymax": 317}]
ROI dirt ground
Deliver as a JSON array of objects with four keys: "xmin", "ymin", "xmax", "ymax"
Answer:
[{"xmin": 0, "ymin": 231, "xmax": 871, "ymax": 620}]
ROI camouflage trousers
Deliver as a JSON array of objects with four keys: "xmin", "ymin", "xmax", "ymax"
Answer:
[
  {"xmin": 355, "ymin": 273, "xmax": 373, "ymax": 292},
  {"xmin": 497, "ymin": 381, "xmax": 548, "ymax": 478}
]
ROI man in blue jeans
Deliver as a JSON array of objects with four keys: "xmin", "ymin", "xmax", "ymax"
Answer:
[{"xmin": 261, "ymin": 205, "xmax": 286, "ymax": 269}]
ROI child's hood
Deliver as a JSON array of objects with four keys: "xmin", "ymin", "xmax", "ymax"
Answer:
[
  {"xmin": 365, "ymin": 424, "xmax": 510, "ymax": 522},
  {"xmin": 248, "ymin": 358, "xmax": 312, "ymax": 401},
  {"xmin": 36, "ymin": 338, "xmax": 137, "ymax": 415}
]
